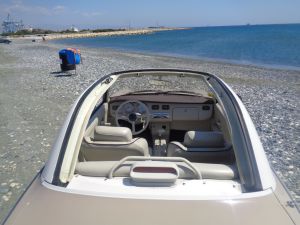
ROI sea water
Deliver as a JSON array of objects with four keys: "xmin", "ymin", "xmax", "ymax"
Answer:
[{"xmin": 54, "ymin": 24, "xmax": 300, "ymax": 70}]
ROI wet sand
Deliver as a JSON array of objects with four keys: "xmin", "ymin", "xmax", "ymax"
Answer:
[{"xmin": 0, "ymin": 39, "xmax": 299, "ymax": 221}]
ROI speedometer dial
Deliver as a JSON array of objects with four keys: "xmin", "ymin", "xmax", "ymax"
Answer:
[
  {"xmin": 138, "ymin": 104, "xmax": 146, "ymax": 113},
  {"xmin": 125, "ymin": 103, "xmax": 134, "ymax": 113}
]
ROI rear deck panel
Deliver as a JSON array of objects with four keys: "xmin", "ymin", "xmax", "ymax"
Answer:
[{"xmin": 3, "ymin": 175, "xmax": 295, "ymax": 225}]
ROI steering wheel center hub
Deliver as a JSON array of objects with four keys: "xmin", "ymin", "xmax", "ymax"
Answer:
[{"xmin": 128, "ymin": 113, "xmax": 137, "ymax": 122}]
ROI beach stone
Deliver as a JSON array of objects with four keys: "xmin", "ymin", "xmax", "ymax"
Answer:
[
  {"xmin": 9, "ymin": 182, "xmax": 19, "ymax": 188},
  {"xmin": 2, "ymin": 195, "xmax": 10, "ymax": 202}
]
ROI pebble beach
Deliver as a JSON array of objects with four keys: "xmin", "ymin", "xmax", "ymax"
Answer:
[{"xmin": 0, "ymin": 39, "xmax": 299, "ymax": 221}]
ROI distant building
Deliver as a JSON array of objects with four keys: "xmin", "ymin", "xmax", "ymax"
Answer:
[
  {"xmin": 70, "ymin": 25, "xmax": 79, "ymax": 32},
  {"xmin": 2, "ymin": 14, "xmax": 25, "ymax": 34},
  {"xmin": 26, "ymin": 26, "xmax": 33, "ymax": 32}
]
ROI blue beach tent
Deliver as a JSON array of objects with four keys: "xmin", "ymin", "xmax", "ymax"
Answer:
[{"xmin": 59, "ymin": 48, "xmax": 81, "ymax": 72}]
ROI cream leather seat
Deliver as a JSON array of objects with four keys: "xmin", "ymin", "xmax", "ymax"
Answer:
[
  {"xmin": 81, "ymin": 126, "xmax": 150, "ymax": 161},
  {"xmin": 167, "ymin": 131, "xmax": 234, "ymax": 163}
]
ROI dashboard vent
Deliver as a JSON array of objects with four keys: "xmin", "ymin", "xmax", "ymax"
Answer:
[
  {"xmin": 151, "ymin": 105, "xmax": 159, "ymax": 110},
  {"xmin": 162, "ymin": 105, "xmax": 170, "ymax": 110}
]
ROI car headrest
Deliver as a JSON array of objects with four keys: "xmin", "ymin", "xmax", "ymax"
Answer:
[
  {"xmin": 184, "ymin": 131, "xmax": 225, "ymax": 148},
  {"xmin": 93, "ymin": 126, "xmax": 132, "ymax": 142}
]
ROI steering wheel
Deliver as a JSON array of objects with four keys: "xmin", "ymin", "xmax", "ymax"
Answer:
[{"xmin": 115, "ymin": 100, "xmax": 150, "ymax": 135}]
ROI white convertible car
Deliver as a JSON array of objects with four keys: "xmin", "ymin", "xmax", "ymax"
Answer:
[{"xmin": 2, "ymin": 69, "xmax": 299, "ymax": 225}]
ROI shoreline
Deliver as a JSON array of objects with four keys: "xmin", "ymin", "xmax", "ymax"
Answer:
[
  {"xmin": 0, "ymin": 40, "xmax": 299, "ymax": 221},
  {"xmin": 52, "ymin": 41, "xmax": 300, "ymax": 73},
  {"xmin": 8, "ymin": 27, "xmax": 188, "ymax": 40}
]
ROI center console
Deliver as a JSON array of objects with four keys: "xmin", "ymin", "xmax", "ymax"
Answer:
[{"xmin": 150, "ymin": 123, "xmax": 170, "ymax": 156}]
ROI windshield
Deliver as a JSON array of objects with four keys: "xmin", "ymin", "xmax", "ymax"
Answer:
[{"xmin": 109, "ymin": 74, "xmax": 212, "ymax": 97}]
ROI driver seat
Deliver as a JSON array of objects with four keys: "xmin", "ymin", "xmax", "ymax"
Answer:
[{"xmin": 81, "ymin": 126, "xmax": 150, "ymax": 161}]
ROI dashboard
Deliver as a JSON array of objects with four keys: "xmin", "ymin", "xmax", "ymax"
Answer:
[
  {"xmin": 109, "ymin": 100, "xmax": 213, "ymax": 122},
  {"xmin": 108, "ymin": 94, "xmax": 214, "ymax": 135}
]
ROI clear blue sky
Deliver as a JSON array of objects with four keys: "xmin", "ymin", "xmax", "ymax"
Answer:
[{"xmin": 1, "ymin": 0, "xmax": 300, "ymax": 30}]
